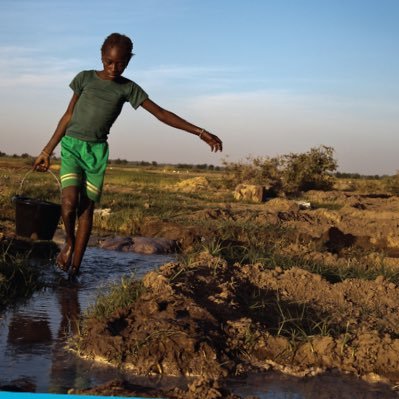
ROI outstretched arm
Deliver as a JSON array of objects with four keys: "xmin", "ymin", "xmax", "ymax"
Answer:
[
  {"xmin": 33, "ymin": 93, "xmax": 80, "ymax": 171},
  {"xmin": 140, "ymin": 98, "xmax": 223, "ymax": 152}
]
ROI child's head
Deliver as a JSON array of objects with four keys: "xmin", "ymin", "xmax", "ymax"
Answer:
[
  {"xmin": 100, "ymin": 33, "xmax": 133, "ymax": 80},
  {"xmin": 101, "ymin": 33, "xmax": 133, "ymax": 58}
]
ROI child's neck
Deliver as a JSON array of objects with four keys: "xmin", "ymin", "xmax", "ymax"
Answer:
[{"xmin": 96, "ymin": 70, "xmax": 123, "ymax": 82}]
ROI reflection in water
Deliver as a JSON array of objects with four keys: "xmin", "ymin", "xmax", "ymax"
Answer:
[
  {"xmin": 49, "ymin": 283, "xmax": 85, "ymax": 393},
  {"xmin": 0, "ymin": 248, "xmax": 397, "ymax": 398},
  {"xmin": 8, "ymin": 315, "xmax": 52, "ymax": 348},
  {"xmin": 0, "ymin": 248, "xmax": 174, "ymax": 393}
]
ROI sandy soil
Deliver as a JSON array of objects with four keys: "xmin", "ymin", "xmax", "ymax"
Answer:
[{"xmin": 70, "ymin": 190, "xmax": 399, "ymax": 397}]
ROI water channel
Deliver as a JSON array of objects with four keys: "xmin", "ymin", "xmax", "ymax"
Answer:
[{"xmin": 0, "ymin": 247, "xmax": 397, "ymax": 398}]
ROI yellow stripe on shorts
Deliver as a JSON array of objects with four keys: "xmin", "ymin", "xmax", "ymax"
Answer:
[
  {"xmin": 61, "ymin": 173, "xmax": 81, "ymax": 182},
  {"xmin": 86, "ymin": 180, "xmax": 101, "ymax": 194}
]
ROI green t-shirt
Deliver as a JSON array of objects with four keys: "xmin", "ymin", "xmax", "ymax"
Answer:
[{"xmin": 66, "ymin": 70, "xmax": 149, "ymax": 142}]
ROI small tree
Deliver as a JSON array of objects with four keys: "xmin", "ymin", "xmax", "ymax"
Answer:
[
  {"xmin": 223, "ymin": 146, "xmax": 338, "ymax": 195},
  {"xmin": 281, "ymin": 146, "xmax": 337, "ymax": 193},
  {"xmin": 222, "ymin": 155, "xmax": 283, "ymax": 193}
]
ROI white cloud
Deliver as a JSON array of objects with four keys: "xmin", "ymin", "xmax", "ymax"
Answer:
[
  {"xmin": 0, "ymin": 47, "xmax": 241, "ymax": 92},
  {"xmin": 133, "ymin": 64, "xmax": 249, "ymax": 93},
  {"xmin": 0, "ymin": 46, "xmax": 81, "ymax": 88}
]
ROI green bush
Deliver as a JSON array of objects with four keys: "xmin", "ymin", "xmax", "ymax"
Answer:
[
  {"xmin": 223, "ymin": 146, "xmax": 337, "ymax": 195},
  {"xmin": 222, "ymin": 155, "xmax": 282, "ymax": 191},
  {"xmin": 281, "ymin": 146, "xmax": 337, "ymax": 193}
]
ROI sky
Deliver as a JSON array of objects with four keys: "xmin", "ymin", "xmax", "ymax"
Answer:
[{"xmin": 0, "ymin": 0, "xmax": 398, "ymax": 174}]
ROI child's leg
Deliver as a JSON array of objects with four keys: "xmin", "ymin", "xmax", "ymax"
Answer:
[
  {"xmin": 69, "ymin": 194, "xmax": 95, "ymax": 276},
  {"xmin": 56, "ymin": 185, "xmax": 79, "ymax": 271},
  {"xmin": 59, "ymin": 136, "xmax": 108, "ymax": 277},
  {"xmin": 58, "ymin": 136, "xmax": 83, "ymax": 271}
]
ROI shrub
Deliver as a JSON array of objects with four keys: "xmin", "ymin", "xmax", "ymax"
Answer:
[
  {"xmin": 222, "ymin": 155, "xmax": 282, "ymax": 191},
  {"xmin": 385, "ymin": 172, "xmax": 399, "ymax": 195},
  {"xmin": 281, "ymin": 146, "xmax": 337, "ymax": 193},
  {"xmin": 223, "ymin": 146, "xmax": 338, "ymax": 195}
]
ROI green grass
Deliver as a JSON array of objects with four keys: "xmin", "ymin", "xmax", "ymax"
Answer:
[
  {"xmin": 0, "ymin": 247, "xmax": 41, "ymax": 311},
  {"xmin": 85, "ymin": 275, "xmax": 144, "ymax": 321}
]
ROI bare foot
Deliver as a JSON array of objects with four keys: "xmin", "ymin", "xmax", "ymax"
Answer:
[
  {"xmin": 56, "ymin": 242, "xmax": 73, "ymax": 272},
  {"xmin": 69, "ymin": 265, "xmax": 80, "ymax": 279}
]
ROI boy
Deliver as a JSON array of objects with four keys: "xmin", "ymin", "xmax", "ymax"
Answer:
[{"xmin": 33, "ymin": 33, "xmax": 223, "ymax": 277}]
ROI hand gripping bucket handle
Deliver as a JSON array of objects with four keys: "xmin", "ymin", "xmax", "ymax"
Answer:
[
  {"xmin": 14, "ymin": 169, "xmax": 62, "ymax": 240},
  {"xmin": 18, "ymin": 169, "xmax": 62, "ymax": 196}
]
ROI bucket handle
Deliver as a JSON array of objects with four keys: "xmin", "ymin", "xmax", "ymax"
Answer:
[{"xmin": 18, "ymin": 169, "xmax": 62, "ymax": 196}]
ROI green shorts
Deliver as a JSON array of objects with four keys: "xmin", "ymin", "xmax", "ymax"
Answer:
[{"xmin": 60, "ymin": 135, "xmax": 109, "ymax": 202}]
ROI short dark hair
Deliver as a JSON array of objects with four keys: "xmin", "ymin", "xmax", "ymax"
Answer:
[{"xmin": 101, "ymin": 33, "xmax": 133, "ymax": 56}]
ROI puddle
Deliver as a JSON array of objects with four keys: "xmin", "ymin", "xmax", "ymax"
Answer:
[
  {"xmin": 0, "ymin": 247, "xmax": 397, "ymax": 398},
  {"xmin": 0, "ymin": 247, "xmax": 174, "ymax": 394}
]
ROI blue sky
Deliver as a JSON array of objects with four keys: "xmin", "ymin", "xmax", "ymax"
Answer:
[{"xmin": 1, "ymin": 0, "xmax": 398, "ymax": 174}]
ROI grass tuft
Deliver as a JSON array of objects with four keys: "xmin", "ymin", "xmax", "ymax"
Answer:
[
  {"xmin": 85, "ymin": 275, "xmax": 144, "ymax": 321},
  {"xmin": 0, "ymin": 246, "xmax": 41, "ymax": 311}
]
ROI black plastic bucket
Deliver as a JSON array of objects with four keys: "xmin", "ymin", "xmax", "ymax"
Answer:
[
  {"xmin": 13, "ymin": 169, "xmax": 62, "ymax": 241},
  {"xmin": 14, "ymin": 196, "xmax": 61, "ymax": 240}
]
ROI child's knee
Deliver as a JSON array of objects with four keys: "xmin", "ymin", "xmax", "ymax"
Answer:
[
  {"xmin": 77, "ymin": 198, "xmax": 95, "ymax": 217},
  {"xmin": 62, "ymin": 189, "xmax": 79, "ymax": 211}
]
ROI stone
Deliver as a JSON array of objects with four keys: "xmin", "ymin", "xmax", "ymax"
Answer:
[
  {"xmin": 99, "ymin": 236, "xmax": 133, "ymax": 251},
  {"xmin": 234, "ymin": 184, "xmax": 266, "ymax": 203},
  {"xmin": 296, "ymin": 200, "xmax": 312, "ymax": 210},
  {"xmin": 131, "ymin": 236, "xmax": 177, "ymax": 255},
  {"xmin": 98, "ymin": 235, "xmax": 177, "ymax": 255}
]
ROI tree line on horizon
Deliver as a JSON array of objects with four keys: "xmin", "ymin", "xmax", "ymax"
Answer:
[{"xmin": 0, "ymin": 148, "xmax": 392, "ymax": 178}]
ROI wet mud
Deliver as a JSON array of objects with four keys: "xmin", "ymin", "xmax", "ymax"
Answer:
[{"xmin": 76, "ymin": 251, "xmax": 399, "ymax": 396}]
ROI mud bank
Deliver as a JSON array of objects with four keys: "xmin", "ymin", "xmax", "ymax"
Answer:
[{"xmin": 74, "ymin": 252, "xmax": 399, "ymax": 395}]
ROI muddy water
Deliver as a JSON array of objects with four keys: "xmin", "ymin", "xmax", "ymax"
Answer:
[
  {"xmin": 0, "ymin": 247, "xmax": 174, "ymax": 394},
  {"xmin": 0, "ymin": 248, "xmax": 396, "ymax": 398}
]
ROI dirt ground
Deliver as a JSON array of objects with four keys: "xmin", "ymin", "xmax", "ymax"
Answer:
[
  {"xmin": 76, "ymin": 253, "xmax": 399, "ymax": 378},
  {"xmin": 70, "ymin": 190, "xmax": 399, "ymax": 397},
  {"xmin": 4, "ymin": 187, "xmax": 399, "ymax": 397}
]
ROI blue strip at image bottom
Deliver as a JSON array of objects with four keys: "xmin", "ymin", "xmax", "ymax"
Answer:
[{"xmin": 0, "ymin": 393, "xmax": 160, "ymax": 399}]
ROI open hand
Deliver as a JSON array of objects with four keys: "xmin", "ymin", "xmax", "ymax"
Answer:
[
  {"xmin": 33, "ymin": 152, "xmax": 50, "ymax": 172},
  {"xmin": 200, "ymin": 131, "xmax": 223, "ymax": 152}
]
